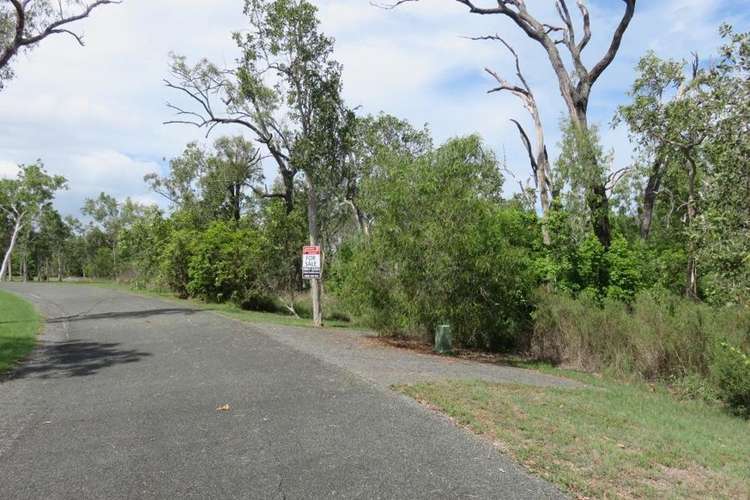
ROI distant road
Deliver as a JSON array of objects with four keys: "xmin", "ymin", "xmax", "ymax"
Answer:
[{"xmin": 0, "ymin": 283, "xmax": 563, "ymax": 499}]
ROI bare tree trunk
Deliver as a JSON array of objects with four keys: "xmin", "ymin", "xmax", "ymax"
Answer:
[
  {"xmin": 21, "ymin": 252, "xmax": 27, "ymax": 282},
  {"xmin": 305, "ymin": 177, "xmax": 323, "ymax": 327},
  {"xmin": 0, "ymin": 215, "xmax": 23, "ymax": 281},
  {"xmin": 346, "ymin": 199, "xmax": 370, "ymax": 237},
  {"xmin": 685, "ymin": 157, "xmax": 699, "ymax": 299}
]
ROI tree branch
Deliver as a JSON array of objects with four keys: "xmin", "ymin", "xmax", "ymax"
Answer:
[
  {"xmin": 1, "ymin": 0, "xmax": 120, "ymax": 75},
  {"xmin": 588, "ymin": 0, "xmax": 636, "ymax": 85}
]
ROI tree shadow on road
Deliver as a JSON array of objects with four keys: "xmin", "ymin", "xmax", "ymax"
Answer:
[
  {"xmin": 45, "ymin": 308, "xmax": 200, "ymax": 324},
  {"xmin": 8, "ymin": 340, "xmax": 152, "ymax": 380}
]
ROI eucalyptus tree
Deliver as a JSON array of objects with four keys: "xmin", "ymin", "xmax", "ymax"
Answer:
[
  {"xmin": 390, "ymin": 0, "xmax": 638, "ymax": 248},
  {"xmin": 340, "ymin": 114, "xmax": 432, "ymax": 236},
  {"xmin": 82, "ymin": 193, "xmax": 146, "ymax": 279},
  {"xmin": 617, "ymin": 26, "xmax": 750, "ymax": 301},
  {"xmin": 29, "ymin": 205, "xmax": 69, "ymax": 280},
  {"xmin": 0, "ymin": 0, "xmax": 119, "ymax": 90},
  {"xmin": 146, "ymin": 136, "xmax": 264, "ymax": 223},
  {"xmin": 695, "ymin": 26, "xmax": 750, "ymax": 304},
  {"xmin": 0, "ymin": 162, "xmax": 66, "ymax": 280},
  {"xmin": 617, "ymin": 54, "xmax": 717, "ymax": 299},
  {"xmin": 165, "ymin": 0, "xmax": 354, "ymax": 327}
]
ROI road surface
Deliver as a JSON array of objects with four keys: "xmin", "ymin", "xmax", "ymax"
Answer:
[{"xmin": 0, "ymin": 283, "xmax": 564, "ymax": 499}]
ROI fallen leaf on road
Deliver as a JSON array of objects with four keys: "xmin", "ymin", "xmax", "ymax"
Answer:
[{"xmin": 216, "ymin": 404, "xmax": 231, "ymax": 412}]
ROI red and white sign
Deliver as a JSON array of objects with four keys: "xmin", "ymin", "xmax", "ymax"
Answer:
[{"xmin": 302, "ymin": 246, "xmax": 321, "ymax": 279}]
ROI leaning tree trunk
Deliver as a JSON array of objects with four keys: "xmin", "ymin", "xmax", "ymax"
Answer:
[
  {"xmin": 305, "ymin": 176, "xmax": 323, "ymax": 328},
  {"xmin": 0, "ymin": 215, "xmax": 23, "ymax": 282},
  {"xmin": 640, "ymin": 158, "xmax": 664, "ymax": 240}
]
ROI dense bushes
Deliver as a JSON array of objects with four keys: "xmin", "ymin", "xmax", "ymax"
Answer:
[
  {"xmin": 532, "ymin": 290, "xmax": 750, "ymax": 413},
  {"xmin": 186, "ymin": 222, "xmax": 267, "ymax": 304},
  {"xmin": 331, "ymin": 136, "xmax": 539, "ymax": 350}
]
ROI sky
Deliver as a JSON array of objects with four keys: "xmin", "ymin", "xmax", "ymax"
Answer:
[{"xmin": 0, "ymin": 0, "xmax": 748, "ymax": 218}]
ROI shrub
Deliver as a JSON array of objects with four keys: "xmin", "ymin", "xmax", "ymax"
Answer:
[
  {"xmin": 711, "ymin": 341, "xmax": 750, "ymax": 415},
  {"xmin": 532, "ymin": 289, "xmax": 750, "ymax": 413},
  {"xmin": 331, "ymin": 136, "xmax": 538, "ymax": 350},
  {"xmin": 186, "ymin": 221, "xmax": 269, "ymax": 305},
  {"xmin": 161, "ymin": 229, "xmax": 195, "ymax": 299}
]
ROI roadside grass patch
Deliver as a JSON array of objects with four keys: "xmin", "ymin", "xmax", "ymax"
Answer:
[
  {"xmin": 0, "ymin": 290, "xmax": 40, "ymax": 373},
  {"xmin": 61, "ymin": 280, "xmax": 355, "ymax": 329},
  {"xmin": 398, "ymin": 375, "xmax": 750, "ymax": 499}
]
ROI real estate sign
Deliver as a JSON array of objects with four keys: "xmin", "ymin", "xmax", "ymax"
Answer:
[{"xmin": 302, "ymin": 245, "xmax": 321, "ymax": 280}]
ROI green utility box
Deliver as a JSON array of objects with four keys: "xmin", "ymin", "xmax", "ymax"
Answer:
[{"xmin": 434, "ymin": 324, "xmax": 453, "ymax": 354}]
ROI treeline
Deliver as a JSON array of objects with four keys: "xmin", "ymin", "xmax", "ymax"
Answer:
[{"xmin": 1, "ymin": 2, "xmax": 748, "ymax": 414}]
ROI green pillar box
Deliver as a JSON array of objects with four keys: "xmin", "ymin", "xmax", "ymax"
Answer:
[{"xmin": 434, "ymin": 323, "xmax": 453, "ymax": 354}]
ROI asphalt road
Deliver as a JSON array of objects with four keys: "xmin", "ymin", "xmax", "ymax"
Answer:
[{"xmin": 0, "ymin": 283, "xmax": 564, "ymax": 499}]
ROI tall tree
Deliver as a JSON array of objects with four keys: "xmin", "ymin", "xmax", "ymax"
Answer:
[
  {"xmin": 390, "ymin": 0, "xmax": 637, "ymax": 248},
  {"xmin": 617, "ymin": 53, "xmax": 712, "ymax": 298},
  {"xmin": 82, "ymin": 193, "xmax": 145, "ymax": 279},
  {"xmin": 0, "ymin": 162, "xmax": 66, "ymax": 280},
  {"xmin": 0, "ymin": 0, "xmax": 119, "ymax": 90},
  {"xmin": 341, "ymin": 114, "xmax": 432, "ymax": 236},
  {"xmin": 165, "ymin": 0, "xmax": 354, "ymax": 327},
  {"xmin": 146, "ymin": 136, "xmax": 264, "ymax": 223}
]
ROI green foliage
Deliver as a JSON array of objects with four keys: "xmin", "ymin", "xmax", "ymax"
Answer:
[
  {"xmin": 332, "ymin": 136, "xmax": 538, "ymax": 350},
  {"xmin": 85, "ymin": 246, "xmax": 115, "ymax": 279},
  {"xmin": 186, "ymin": 221, "xmax": 268, "ymax": 305},
  {"xmin": 712, "ymin": 341, "xmax": 750, "ymax": 415},
  {"xmin": 161, "ymin": 229, "xmax": 195, "ymax": 299}
]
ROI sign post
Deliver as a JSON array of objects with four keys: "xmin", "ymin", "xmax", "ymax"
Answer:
[{"xmin": 302, "ymin": 245, "xmax": 321, "ymax": 280}]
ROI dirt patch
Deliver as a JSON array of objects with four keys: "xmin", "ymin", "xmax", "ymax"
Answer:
[{"xmin": 366, "ymin": 335, "xmax": 535, "ymax": 366}]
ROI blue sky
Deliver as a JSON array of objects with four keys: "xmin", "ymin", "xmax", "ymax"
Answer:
[{"xmin": 1, "ymin": 0, "xmax": 748, "ymax": 217}]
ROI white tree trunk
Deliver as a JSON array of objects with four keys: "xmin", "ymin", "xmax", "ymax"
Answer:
[{"xmin": 0, "ymin": 215, "xmax": 23, "ymax": 282}]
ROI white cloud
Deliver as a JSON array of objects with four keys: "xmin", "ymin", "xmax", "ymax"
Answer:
[{"xmin": 0, "ymin": 161, "xmax": 19, "ymax": 179}]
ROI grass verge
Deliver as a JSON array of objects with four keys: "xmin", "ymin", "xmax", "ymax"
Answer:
[
  {"xmin": 398, "ymin": 373, "xmax": 750, "ymax": 499},
  {"xmin": 58, "ymin": 280, "xmax": 356, "ymax": 329},
  {"xmin": 0, "ymin": 289, "xmax": 40, "ymax": 374}
]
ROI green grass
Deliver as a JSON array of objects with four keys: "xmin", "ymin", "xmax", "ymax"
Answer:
[
  {"xmin": 0, "ymin": 289, "xmax": 41, "ymax": 374},
  {"xmin": 58, "ymin": 280, "xmax": 357, "ymax": 329},
  {"xmin": 398, "ymin": 372, "xmax": 750, "ymax": 499}
]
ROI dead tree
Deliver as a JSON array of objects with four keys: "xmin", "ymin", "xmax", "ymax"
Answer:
[
  {"xmin": 0, "ymin": 1, "xmax": 120, "ymax": 88},
  {"xmin": 389, "ymin": 0, "xmax": 638, "ymax": 248},
  {"xmin": 474, "ymin": 35, "xmax": 553, "ymax": 244}
]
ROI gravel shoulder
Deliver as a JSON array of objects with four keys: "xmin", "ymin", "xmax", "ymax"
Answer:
[{"xmin": 252, "ymin": 322, "xmax": 582, "ymax": 389}]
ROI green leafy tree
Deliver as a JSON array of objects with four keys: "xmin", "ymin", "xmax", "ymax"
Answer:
[
  {"xmin": 146, "ymin": 136, "xmax": 264, "ymax": 223},
  {"xmin": 82, "ymin": 193, "xmax": 147, "ymax": 279},
  {"xmin": 0, "ymin": 162, "xmax": 66, "ymax": 280},
  {"xmin": 165, "ymin": 0, "xmax": 354, "ymax": 326}
]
